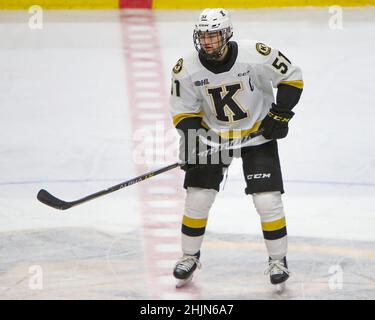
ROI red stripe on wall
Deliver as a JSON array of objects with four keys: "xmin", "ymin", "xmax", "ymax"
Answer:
[{"xmin": 119, "ymin": 0, "xmax": 152, "ymax": 8}]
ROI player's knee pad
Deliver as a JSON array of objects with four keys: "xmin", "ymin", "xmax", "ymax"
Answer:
[
  {"xmin": 252, "ymin": 191, "xmax": 284, "ymax": 221},
  {"xmin": 182, "ymin": 187, "xmax": 217, "ymax": 241},
  {"xmin": 185, "ymin": 187, "xmax": 217, "ymax": 219}
]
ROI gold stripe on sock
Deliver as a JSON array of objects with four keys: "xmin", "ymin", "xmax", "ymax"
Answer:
[
  {"xmin": 262, "ymin": 217, "xmax": 286, "ymax": 232},
  {"xmin": 182, "ymin": 215, "xmax": 207, "ymax": 228}
]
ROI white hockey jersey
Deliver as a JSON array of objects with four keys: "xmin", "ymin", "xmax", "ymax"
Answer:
[{"xmin": 170, "ymin": 40, "xmax": 303, "ymax": 144}]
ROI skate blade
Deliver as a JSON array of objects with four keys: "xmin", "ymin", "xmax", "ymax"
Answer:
[
  {"xmin": 274, "ymin": 282, "xmax": 286, "ymax": 294},
  {"xmin": 175, "ymin": 274, "xmax": 193, "ymax": 288}
]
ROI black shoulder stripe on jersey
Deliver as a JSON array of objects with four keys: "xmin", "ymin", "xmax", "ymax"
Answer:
[
  {"xmin": 276, "ymin": 83, "xmax": 303, "ymax": 111},
  {"xmin": 198, "ymin": 41, "xmax": 238, "ymax": 74}
]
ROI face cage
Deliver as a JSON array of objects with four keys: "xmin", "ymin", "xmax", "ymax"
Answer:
[{"xmin": 193, "ymin": 27, "xmax": 233, "ymax": 61}]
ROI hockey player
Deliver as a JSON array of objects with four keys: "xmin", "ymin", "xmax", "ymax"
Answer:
[{"xmin": 169, "ymin": 8, "xmax": 303, "ymax": 290}]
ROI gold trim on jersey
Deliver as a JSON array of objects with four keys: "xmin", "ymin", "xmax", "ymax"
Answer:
[
  {"xmin": 173, "ymin": 112, "xmax": 203, "ymax": 127},
  {"xmin": 201, "ymin": 120, "xmax": 261, "ymax": 139},
  {"xmin": 261, "ymin": 217, "xmax": 286, "ymax": 232},
  {"xmin": 182, "ymin": 215, "xmax": 208, "ymax": 228},
  {"xmin": 279, "ymin": 80, "xmax": 304, "ymax": 89}
]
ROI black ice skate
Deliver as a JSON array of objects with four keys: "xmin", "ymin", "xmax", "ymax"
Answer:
[
  {"xmin": 173, "ymin": 252, "xmax": 201, "ymax": 288},
  {"xmin": 264, "ymin": 256, "xmax": 290, "ymax": 293}
]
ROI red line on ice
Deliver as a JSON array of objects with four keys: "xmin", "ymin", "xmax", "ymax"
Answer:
[{"xmin": 119, "ymin": 10, "xmax": 200, "ymax": 298}]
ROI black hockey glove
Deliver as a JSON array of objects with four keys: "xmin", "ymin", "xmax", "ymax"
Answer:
[
  {"xmin": 176, "ymin": 117, "xmax": 207, "ymax": 172},
  {"xmin": 179, "ymin": 129, "xmax": 225, "ymax": 172},
  {"xmin": 178, "ymin": 128, "xmax": 205, "ymax": 172},
  {"xmin": 260, "ymin": 103, "xmax": 295, "ymax": 140}
]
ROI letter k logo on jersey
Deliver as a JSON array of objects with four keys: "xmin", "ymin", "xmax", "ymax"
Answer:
[{"xmin": 207, "ymin": 83, "xmax": 248, "ymax": 122}]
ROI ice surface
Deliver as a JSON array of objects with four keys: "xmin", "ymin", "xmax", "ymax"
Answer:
[{"xmin": 0, "ymin": 7, "xmax": 374, "ymax": 299}]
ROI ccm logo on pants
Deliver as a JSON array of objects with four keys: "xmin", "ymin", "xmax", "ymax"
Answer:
[{"xmin": 246, "ymin": 173, "xmax": 271, "ymax": 180}]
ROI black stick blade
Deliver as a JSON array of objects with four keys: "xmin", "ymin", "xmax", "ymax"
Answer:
[{"xmin": 37, "ymin": 189, "xmax": 72, "ymax": 210}]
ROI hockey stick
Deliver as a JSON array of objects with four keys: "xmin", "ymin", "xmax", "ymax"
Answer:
[
  {"xmin": 37, "ymin": 128, "xmax": 264, "ymax": 210},
  {"xmin": 37, "ymin": 163, "xmax": 179, "ymax": 210}
]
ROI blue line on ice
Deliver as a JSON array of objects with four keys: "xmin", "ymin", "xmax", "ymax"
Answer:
[{"xmin": 0, "ymin": 178, "xmax": 374, "ymax": 187}]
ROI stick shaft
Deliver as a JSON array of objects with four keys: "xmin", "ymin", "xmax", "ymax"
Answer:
[
  {"xmin": 72, "ymin": 162, "xmax": 179, "ymax": 207},
  {"xmin": 68, "ymin": 162, "xmax": 180, "ymax": 208},
  {"xmin": 37, "ymin": 162, "xmax": 180, "ymax": 210}
]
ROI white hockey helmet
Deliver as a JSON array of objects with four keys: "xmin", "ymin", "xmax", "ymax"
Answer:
[{"xmin": 193, "ymin": 8, "xmax": 233, "ymax": 60}]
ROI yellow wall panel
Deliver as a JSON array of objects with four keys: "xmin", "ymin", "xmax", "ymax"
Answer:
[
  {"xmin": 0, "ymin": 0, "xmax": 119, "ymax": 9},
  {"xmin": 0, "ymin": 0, "xmax": 373, "ymax": 9},
  {"xmin": 153, "ymin": 0, "xmax": 375, "ymax": 8}
]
